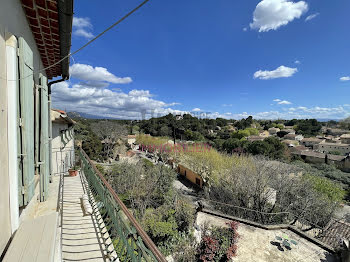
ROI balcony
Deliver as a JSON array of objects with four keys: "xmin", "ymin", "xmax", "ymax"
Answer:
[{"xmin": 59, "ymin": 148, "xmax": 166, "ymax": 261}]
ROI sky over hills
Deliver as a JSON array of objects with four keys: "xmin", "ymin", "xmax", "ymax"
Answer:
[{"xmin": 52, "ymin": 0, "xmax": 350, "ymax": 120}]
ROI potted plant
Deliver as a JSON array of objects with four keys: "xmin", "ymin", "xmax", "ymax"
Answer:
[{"xmin": 68, "ymin": 166, "xmax": 79, "ymax": 177}]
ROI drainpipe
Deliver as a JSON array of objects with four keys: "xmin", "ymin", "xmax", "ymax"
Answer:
[
  {"xmin": 47, "ymin": 77, "xmax": 68, "ymax": 183},
  {"xmin": 48, "ymin": 77, "xmax": 68, "ymax": 95}
]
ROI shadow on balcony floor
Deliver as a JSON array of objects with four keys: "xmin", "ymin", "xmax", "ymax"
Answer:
[{"xmin": 61, "ymin": 173, "xmax": 111, "ymax": 262}]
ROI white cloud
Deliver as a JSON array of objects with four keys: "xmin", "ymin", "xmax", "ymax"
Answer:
[
  {"xmin": 73, "ymin": 17, "xmax": 92, "ymax": 28},
  {"xmin": 294, "ymin": 60, "xmax": 300, "ymax": 64},
  {"xmin": 273, "ymin": 99, "xmax": 281, "ymax": 102},
  {"xmin": 70, "ymin": 63, "xmax": 132, "ymax": 84},
  {"xmin": 222, "ymin": 104, "xmax": 233, "ymax": 107},
  {"xmin": 73, "ymin": 17, "xmax": 94, "ymax": 39},
  {"xmin": 73, "ymin": 29, "xmax": 94, "ymax": 39},
  {"xmin": 278, "ymin": 100, "xmax": 292, "ymax": 105},
  {"xmin": 51, "ymin": 82, "xmax": 183, "ymax": 119},
  {"xmin": 192, "ymin": 108, "xmax": 201, "ymax": 112},
  {"xmin": 77, "ymin": 81, "xmax": 110, "ymax": 88},
  {"xmin": 340, "ymin": 76, "xmax": 350, "ymax": 81},
  {"xmin": 305, "ymin": 13, "xmax": 319, "ymax": 22},
  {"xmin": 218, "ymin": 106, "xmax": 350, "ymax": 120},
  {"xmin": 180, "ymin": 105, "xmax": 350, "ymax": 120},
  {"xmin": 129, "ymin": 90, "xmax": 152, "ymax": 97},
  {"xmin": 254, "ymin": 65, "xmax": 297, "ymax": 79},
  {"xmin": 243, "ymin": 27, "xmax": 248, "ymax": 31},
  {"xmin": 250, "ymin": 0, "xmax": 308, "ymax": 32}
]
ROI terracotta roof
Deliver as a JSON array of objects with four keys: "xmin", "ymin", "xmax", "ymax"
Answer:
[
  {"xmin": 301, "ymin": 138, "xmax": 322, "ymax": 142},
  {"xmin": 319, "ymin": 220, "xmax": 350, "ymax": 249},
  {"xmin": 51, "ymin": 109, "xmax": 75, "ymax": 125},
  {"xmin": 293, "ymin": 150, "xmax": 347, "ymax": 162},
  {"xmin": 293, "ymin": 150, "xmax": 325, "ymax": 158},
  {"xmin": 52, "ymin": 108, "xmax": 66, "ymax": 114},
  {"xmin": 289, "ymin": 145, "xmax": 308, "ymax": 152},
  {"xmin": 284, "ymin": 134, "xmax": 296, "ymax": 139},
  {"xmin": 328, "ymin": 154, "xmax": 346, "ymax": 161},
  {"xmin": 319, "ymin": 142, "xmax": 350, "ymax": 147},
  {"xmin": 20, "ymin": 0, "xmax": 73, "ymax": 79}
]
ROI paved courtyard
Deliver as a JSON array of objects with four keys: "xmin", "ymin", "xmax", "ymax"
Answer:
[{"xmin": 196, "ymin": 212, "xmax": 337, "ymax": 262}]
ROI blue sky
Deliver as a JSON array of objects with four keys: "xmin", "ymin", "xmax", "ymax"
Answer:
[{"xmin": 52, "ymin": 0, "xmax": 350, "ymax": 120}]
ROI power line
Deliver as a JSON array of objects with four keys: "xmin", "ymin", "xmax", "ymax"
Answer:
[{"xmin": 4, "ymin": 0, "xmax": 150, "ymax": 82}]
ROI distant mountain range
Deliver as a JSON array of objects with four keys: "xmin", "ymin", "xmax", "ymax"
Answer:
[
  {"xmin": 66, "ymin": 111, "xmax": 345, "ymax": 122},
  {"xmin": 67, "ymin": 111, "xmax": 116, "ymax": 119}
]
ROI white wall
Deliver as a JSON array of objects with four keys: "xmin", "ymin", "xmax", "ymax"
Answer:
[
  {"xmin": 6, "ymin": 35, "xmax": 19, "ymax": 234},
  {"xmin": 52, "ymin": 123, "xmax": 75, "ymax": 175},
  {"xmin": 0, "ymin": 24, "xmax": 12, "ymax": 257},
  {"xmin": 0, "ymin": 0, "xmax": 47, "ymax": 255}
]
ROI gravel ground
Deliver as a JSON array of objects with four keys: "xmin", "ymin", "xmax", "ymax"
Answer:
[{"xmin": 196, "ymin": 212, "xmax": 337, "ymax": 262}]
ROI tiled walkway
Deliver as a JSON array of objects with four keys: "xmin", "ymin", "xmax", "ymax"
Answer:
[{"xmin": 61, "ymin": 173, "xmax": 107, "ymax": 262}]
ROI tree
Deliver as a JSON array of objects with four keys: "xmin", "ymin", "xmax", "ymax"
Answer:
[
  {"xmin": 231, "ymin": 130, "xmax": 250, "ymax": 139},
  {"xmin": 90, "ymin": 120, "xmax": 128, "ymax": 159},
  {"xmin": 277, "ymin": 131, "xmax": 289, "ymax": 138},
  {"xmin": 264, "ymin": 136, "xmax": 287, "ymax": 159},
  {"xmin": 222, "ymin": 138, "xmax": 242, "ymax": 153},
  {"xmin": 185, "ymin": 129, "xmax": 205, "ymax": 141},
  {"xmin": 108, "ymin": 162, "xmax": 176, "ymax": 215},
  {"xmin": 295, "ymin": 119, "xmax": 322, "ymax": 137},
  {"xmin": 247, "ymin": 141, "xmax": 272, "ymax": 156},
  {"xmin": 235, "ymin": 116, "xmax": 253, "ymax": 130},
  {"xmin": 245, "ymin": 128, "xmax": 259, "ymax": 136},
  {"xmin": 207, "ymin": 156, "xmax": 342, "ymax": 227}
]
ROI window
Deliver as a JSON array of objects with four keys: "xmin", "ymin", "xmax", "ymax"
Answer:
[{"xmin": 195, "ymin": 178, "xmax": 201, "ymax": 186}]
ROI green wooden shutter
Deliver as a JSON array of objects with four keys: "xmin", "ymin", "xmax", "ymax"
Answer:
[
  {"xmin": 18, "ymin": 37, "xmax": 35, "ymax": 206},
  {"xmin": 39, "ymin": 74, "xmax": 50, "ymax": 201}
]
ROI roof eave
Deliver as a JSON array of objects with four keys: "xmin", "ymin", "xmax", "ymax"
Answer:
[{"xmin": 58, "ymin": 0, "xmax": 73, "ymax": 79}]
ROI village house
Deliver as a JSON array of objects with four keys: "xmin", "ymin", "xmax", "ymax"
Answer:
[
  {"xmin": 51, "ymin": 109, "xmax": 75, "ymax": 176},
  {"xmin": 295, "ymin": 134, "xmax": 304, "ymax": 141},
  {"xmin": 284, "ymin": 133, "xmax": 303, "ymax": 141},
  {"xmin": 282, "ymin": 139, "xmax": 299, "ymax": 147},
  {"xmin": 177, "ymin": 164, "xmax": 203, "ymax": 188},
  {"xmin": 259, "ymin": 130, "xmax": 270, "ymax": 137},
  {"xmin": 314, "ymin": 141, "xmax": 350, "ymax": 155},
  {"xmin": 292, "ymin": 151, "xmax": 350, "ymax": 172},
  {"xmin": 300, "ymin": 137, "xmax": 323, "ymax": 148},
  {"xmin": 247, "ymin": 135, "xmax": 265, "ymax": 142},
  {"xmin": 340, "ymin": 134, "xmax": 350, "ymax": 144},
  {"xmin": 268, "ymin": 127, "xmax": 280, "ymax": 135},
  {"xmin": 227, "ymin": 124, "xmax": 237, "ymax": 132},
  {"xmin": 283, "ymin": 133, "xmax": 296, "ymax": 140},
  {"xmin": 127, "ymin": 134, "xmax": 136, "ymax": 146},
  {"xmin": 289, "ymin": 145, "xmax": 308, "ymax": 154},
  {"xmin": 281, "ymin": 128, "xmax": 295, "ymax": 134}
]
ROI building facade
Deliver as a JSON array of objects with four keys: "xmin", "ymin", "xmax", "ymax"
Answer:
[
  {"xmin": 177, "ymin": 164, "xmax": 203, "ymax": 188},
  {"xmin": 51, "ymin": 109, "xmax": 75, "ymax": 176},
  {"xmin": 0, "ymin": 0, "xmax": 72, "ymax": 257},
  {"xmin": 314, "ymin": 141, "xmax": 350, "ymax": 155}
]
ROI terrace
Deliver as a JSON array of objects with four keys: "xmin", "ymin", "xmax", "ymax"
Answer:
[{"xmin": 3, "ymin": 147, "xmax": 166, "ymax": 262}]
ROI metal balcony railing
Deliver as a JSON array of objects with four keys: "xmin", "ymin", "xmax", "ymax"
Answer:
[{"xmin": 78, "ymin": 148, "xmax": 166, "ymax": 262}]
